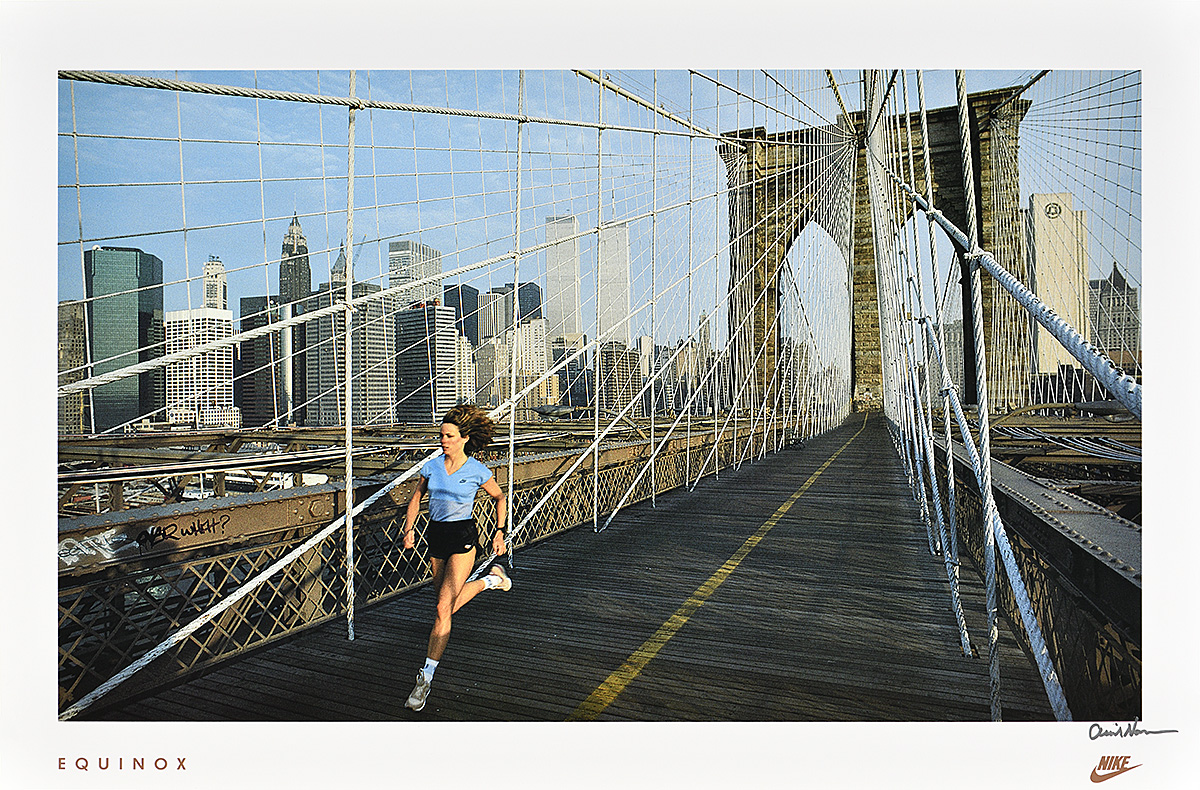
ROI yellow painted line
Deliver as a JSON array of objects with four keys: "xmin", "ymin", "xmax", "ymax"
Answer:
[{"xmin": 567, "ymin": 413, "xmax": 870, "ymax": 721}]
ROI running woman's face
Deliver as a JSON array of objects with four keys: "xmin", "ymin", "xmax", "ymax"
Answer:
[{"xmin": 440, "ymin": 423, "xmax": 468, "ymax": 456}]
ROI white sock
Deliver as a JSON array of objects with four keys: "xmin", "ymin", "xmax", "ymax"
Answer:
[
  {"xmin": 482, "ymin": 574, "xmax": 500, "ymax": 590},
  {"xmin": 422, "ymin": 658, "xmax": 439, "ymax": 680}
]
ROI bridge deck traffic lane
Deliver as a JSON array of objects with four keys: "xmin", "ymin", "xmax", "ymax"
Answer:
[{"xmin": 92, "ymin": 414, "xmax": 1053, "ymax": 721}]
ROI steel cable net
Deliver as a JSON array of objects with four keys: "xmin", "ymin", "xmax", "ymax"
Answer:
[
  {"xmin": 861, "ymin": 69, "xmax": 1140, "ymax": 721},
  {"xmin": 56, "ymin": 70, "xmax": 855, "ymax": 715},
  {"xmin": 930, "ymin": 70, "xmax": 1142, "ymax": 411}
]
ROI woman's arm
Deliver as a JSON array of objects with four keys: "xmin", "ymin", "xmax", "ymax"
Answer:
[
  {"xmin": 482, "ymin": 476, "xmax": 507, "ymax": 555},
  {"xmin": 403, "ymin": 476, "xmax": 428, "ymax": 550}
]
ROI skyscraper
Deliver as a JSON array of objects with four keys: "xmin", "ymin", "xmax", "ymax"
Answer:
[
  {"xmin": 506, "ymin": 317, "xmax": 558, "ymax": 411},
  {"xmin": 550, "ymin": 332, "xmax": 589, "ymax": 407},
  {"xmin": 305, "ymin": 245, "xmax": 394, "ymax": 426},
  {"xmin": 279, "ymin": 214, "xmax": 311, "ymax": 307},
  {"xmin": 1089, "ymin": 263, "xmax": 1141, "ymax": 370},
  {"xmin": 478, "ymin": 291, "xmax": 506, "ymax": 341},
  {"xmin": 83, "ymin": 246, "xmax": 164, "ymax": 431},
  {"xmin": 389, "ymin": 240, "xmax": 442, "ymax": 307},
  {"xmin": 495, "ymin": 281, "xmax": 543, "ymax": 325},
  {"xmin": 204, "ymin": 255, "xmax": 227, "ymax": 310},
  {"xmin": 598, "ymin": 340, "xmax": 643, "ymax": 417},
  {"xmin": 598, "ymin": 222, "xmax": 631, "ymax": 344},
  {"xmin": 545, "ymin": 216, "xmax": 581, "ymax": 337},
  {"xmin": 473, "ymin": 336, "xmax": 508, "ymax": 409},
  {"xmin": 454, "ymin": 334, "xmax": 476, "ymax": 404},
  {"xmin": 395, "ymin": 303, "xmax": 458, "ymax": 423},
  {"xmin": 165, "ymin": 307, "xmax": 240, "ymax": 428},
  {"xmin": 235, "ymin": 295, "xmax": 287, "ymax": 428},
  {"xmin": 444, "ymin": 282, "xmax": 480, "ymax": 346},
  {"xmin": 510, "ymin": 317, "xmax": 550, "ymax": 379},
  {"xmin": 279, "ymin": 215, "xmax": 311, "ymax": 424},
  {"xmin": 58, "ymin": 301, "xmax": 88, "ymax": 434},
  {"xmin": 1026, "ymin": 193, "xmax": 1089, "ymax": 375}
]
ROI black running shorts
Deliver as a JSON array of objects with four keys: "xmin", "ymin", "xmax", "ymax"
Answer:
[{"xmin": 427, "ymin": 518, "xmax": 478, "ymax": 559}]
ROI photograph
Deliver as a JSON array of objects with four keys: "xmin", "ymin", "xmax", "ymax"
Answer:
[{"xmin": 3, "ymin": 2, "xmax": 1197, "ymax": 788}]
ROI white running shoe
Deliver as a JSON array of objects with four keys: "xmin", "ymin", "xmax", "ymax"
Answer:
[
  {"xmin": 405, "ymin": 671, "xmax": 432, "ymax": 711},
  {"xmin": 488, "ymin": 564, "xmax": 512, "ymax": 591}
]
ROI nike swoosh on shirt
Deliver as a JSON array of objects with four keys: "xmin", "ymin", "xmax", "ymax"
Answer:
[{"xmin": 1090, "ymin": 764, "xmax": 1141, "ymax": 783}]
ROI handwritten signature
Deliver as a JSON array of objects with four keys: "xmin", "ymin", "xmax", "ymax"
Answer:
[{"xmin": 1089, "ymin": 722, "xmax": 1178, "ymax": 740}]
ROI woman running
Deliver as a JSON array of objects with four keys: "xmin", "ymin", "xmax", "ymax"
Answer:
[{"xmin": 403, "ymin": 404, "xmax": 511, "ymax": 712}]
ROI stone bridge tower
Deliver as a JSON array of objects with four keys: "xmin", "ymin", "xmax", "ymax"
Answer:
[{"xmin": 721, "ymin": 86, "xmax": 1032, "ymax": 414}]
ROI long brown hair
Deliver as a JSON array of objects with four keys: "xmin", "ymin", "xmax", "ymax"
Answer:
[{"xmin": 442, "ymin": 404, "xmax": 495, "ymax": 456}]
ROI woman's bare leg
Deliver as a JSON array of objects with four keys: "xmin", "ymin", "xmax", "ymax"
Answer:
[{"xmin": 426, "ymin": 549, "xmax": 476, "ymax": 661}]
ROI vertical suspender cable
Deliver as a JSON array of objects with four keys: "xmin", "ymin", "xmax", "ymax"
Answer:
[
  {"xmin": 956, "ymin": 69, "xmax": 999, "ymax": 719},
  {"xmin": 251, "ymin": 73, "xmax": 281, "ymax": 430},
  {"xmin": 686, "ymin": 72, "xmax": 694, "ymax": 484},
  {"xmin": 916, "ymin": 70, "xmax": 961, "ymax": 572},
  {"xmin": 344, "ymin": 70, "xmax": 357, "ymax": 641},
  {"xmin": 68, "ymin": 81, "xmax": 98, "ymax": 442},
  {"xmin": 508, "ymin": 70, "xmax": 525, "ymax": 565},
  {"xmin": 902, "ymin": 72, "xmax": 971, "ymax": 655},
  {"xmin": 593, "ymin": 71, "xmax": 603, "ymax": 531},
  {"xmin": 651, "ymin": 70, "xmax": 658, "ymax": 507},
  {"xmin": 713, "ymin": 73, "xmax": 721, "ymax": 483}
]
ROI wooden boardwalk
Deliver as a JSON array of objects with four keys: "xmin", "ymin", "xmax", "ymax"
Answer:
[{"xmin": 90, "ymin": 414, "xmax": 1054, "ymax": 722}]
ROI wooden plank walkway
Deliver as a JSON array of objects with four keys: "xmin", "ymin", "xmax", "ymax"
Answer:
[{"xmin": 89, "ymin": 413, "xmax": 1054, "ymax": 721}]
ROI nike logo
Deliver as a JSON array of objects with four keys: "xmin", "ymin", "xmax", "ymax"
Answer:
[{"xmin": 1090, "ymin": 763, "xmax": 1141, "ymax": 782}]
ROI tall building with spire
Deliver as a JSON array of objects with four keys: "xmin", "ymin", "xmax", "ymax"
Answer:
[
  {"xmin": 279, "ymin": 214, "xmax": 310, "ymax": 423},
  {"xmin": 280, "ymin": 214, "xmax": 311, "ymax": 307}
]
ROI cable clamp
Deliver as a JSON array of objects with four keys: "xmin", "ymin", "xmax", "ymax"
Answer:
[{"xmin": 964, "ymin": 249, "xmax": 987, "ymax": 268}]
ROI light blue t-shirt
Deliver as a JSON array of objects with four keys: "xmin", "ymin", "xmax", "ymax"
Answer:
[{"xmin": 420, "ymin": 455, "xmax": 493, "ymax": 521}]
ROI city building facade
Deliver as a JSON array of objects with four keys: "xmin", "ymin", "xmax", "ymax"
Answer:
[
  {"xmin": 395, "ymin": 303, "xmax": 457, "ymax": 423},
  {"xmin": 598, "ymin": 222, "xmax": 632, "ymax": 344},
  {"xmin": 1026, "ymin": 193, "xmax": 1089, "ymax": 375},
  {"xmin": 165, "ymin": 307, "xmax": 240, "ymax": 428},
  {"xmin": 478, "ymin": 291, "xmax": 506, "ymax": 342},
  {"xmin": 83, "ymin": 246, "xmax": 165, "ymax": 431},
  {"xmin": 598, "ymin": 340, "xmax": 643, "ymax": 418},
  {"xmin": 444, "ymin": 282, "xmax": 480, "ymax": 346},
  {"xmin": 550, "ymin": 332, "xmax": 589, "ymax": 407},
  {"xmin": 545, "ymin": 215, "xmax": 581, "ymax": 337},
  {"xmin": 58, "ymin": 301, "xmax": 88, "ymax": 434},
  {"xmin": 279, "ymin": 214, "xmax": 311, "ymax": 424},
  {"xmin": 305, "ymin": 247, "xmax": 394, "ymax": 427},
  {"xmin": 454, "ymin": 334, "xmax": 476, "ymax": 404},
  {"xmin": 1089, "ymin": 263, "xmax": 1141, "ymax": 371},
  {"xmin": 389, "ymin": 240, "xmax": 442, "ymax": 307},
  {"xmin": 235, "ymin": 295, "xmax": 288, "ymax": 427},
  {"xmin": 204, "ymin": 255, "xmax": 227, "ymax": 310}
]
